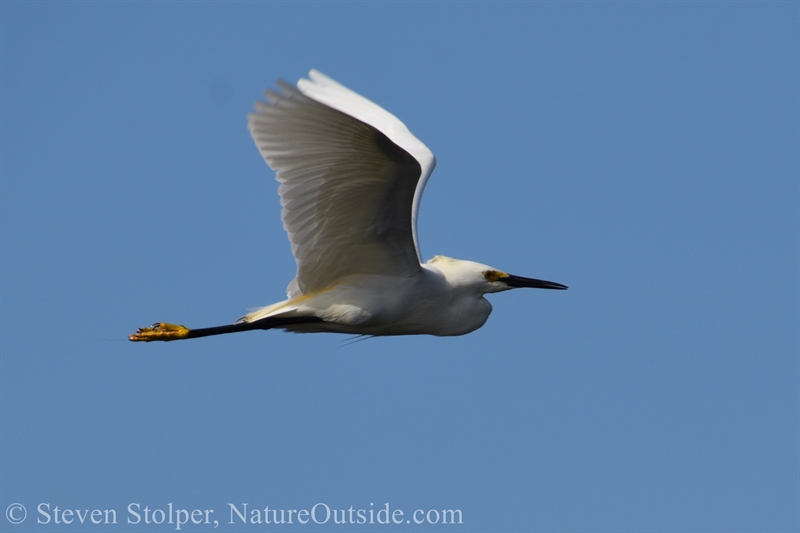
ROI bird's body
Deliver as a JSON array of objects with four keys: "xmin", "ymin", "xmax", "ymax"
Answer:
[
  {"xmin": 241, "ymin": 257, "xmax": 494, "ymax": 337},
  {"xmin": 130, "ymin": 70, "xmax": 566, "ymax": 342}
]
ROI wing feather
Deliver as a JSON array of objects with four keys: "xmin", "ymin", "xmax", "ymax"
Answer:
[{"xmin": 248, "ymin": 71, "xmax": 436, "ymax": 298}]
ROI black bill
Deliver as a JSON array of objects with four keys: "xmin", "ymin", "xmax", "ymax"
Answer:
[{"xmin": 504, "ymin": 274, "xmax": 568, "ymax": 290}]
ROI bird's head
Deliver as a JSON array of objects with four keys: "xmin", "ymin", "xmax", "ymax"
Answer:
[{"xmin": 427, "ymin": 255, "xmax": 568, "ymax": 295}]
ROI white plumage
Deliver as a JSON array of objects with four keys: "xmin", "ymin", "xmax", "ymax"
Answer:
[{"xmin": 129, "ymin": 70, "xmax": 566, "ymax": 342}]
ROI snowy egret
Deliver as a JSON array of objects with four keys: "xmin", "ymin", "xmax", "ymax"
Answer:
[{"xmin": 130, "ymin": 70, "xmax": 566, "ymax": 342}]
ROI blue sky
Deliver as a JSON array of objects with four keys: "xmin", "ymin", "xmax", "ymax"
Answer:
[{"xmin": 2, "ymin": 2, "xmax": 797, "ymax": 531}]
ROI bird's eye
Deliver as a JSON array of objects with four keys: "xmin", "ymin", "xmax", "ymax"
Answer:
[{"xmin": 483, "ymin": 270, "xmax": 507, "ymax": 282}]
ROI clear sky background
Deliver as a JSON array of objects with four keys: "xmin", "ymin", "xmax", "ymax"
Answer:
[{"xmin": 2, "ymin": 2, "xmax": 798, "ymax": 531}]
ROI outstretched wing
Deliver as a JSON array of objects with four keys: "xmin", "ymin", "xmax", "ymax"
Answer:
[{"xmin": 248, "ymin": 70, "xmax": 436, "ymax": 298}]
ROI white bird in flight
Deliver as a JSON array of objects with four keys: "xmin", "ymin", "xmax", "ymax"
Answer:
[{"xmin": 130, "ymin": 70, "xmax": 566, "ymax": 342}]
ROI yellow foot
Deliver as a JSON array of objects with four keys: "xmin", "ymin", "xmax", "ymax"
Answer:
[{"xmin": 129, "ymin": 322, "xmax": 190, "ymax": 342}]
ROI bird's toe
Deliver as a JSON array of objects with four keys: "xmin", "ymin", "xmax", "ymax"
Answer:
[{"xmin": 128, "ymin": 322, "xmax": 190, "ymax": 342}]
